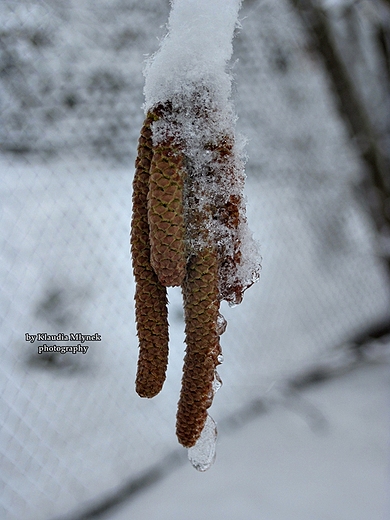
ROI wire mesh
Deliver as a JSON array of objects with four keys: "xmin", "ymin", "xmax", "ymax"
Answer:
[{"xmin": 1, "ymin": 1, "xmax": 389, "ymax": 519}]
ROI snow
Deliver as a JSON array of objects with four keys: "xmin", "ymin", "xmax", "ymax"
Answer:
[
  {"xmin": 143, "ymin": 0, "xmax": 242, "ymax": 110},
  {"xmin": 109, "ymin": 362, "xmax": 390, "ymax": 520},
  {"xmin": 143, "ymin": 0, "xmax": 260, "ymax": 308}
]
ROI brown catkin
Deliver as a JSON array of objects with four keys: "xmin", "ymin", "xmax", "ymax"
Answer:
[
  {"xmin": 148, "ymin": 143, "xmax": 186, "ymax": 287},
  {"xmin": 176, "ymin": 249, "xmax": 222, "ymax": 448},
  {"xmin": 210, "ymin": 135, "xmax": 246, "ymax": 305},
  {"xmin": 131, "ymin": 113, "xmax": 169, "ymax": 398}
]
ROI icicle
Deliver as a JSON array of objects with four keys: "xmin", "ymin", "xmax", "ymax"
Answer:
[{"xmin": 188, "ymin": 414, "xmax": 218, "ymax": 472}]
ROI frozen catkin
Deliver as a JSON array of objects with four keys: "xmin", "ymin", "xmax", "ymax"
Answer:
[
  {"xmin": 210, "ymin": 135, "xmax": 248, "ymax": 306},
  {"xmin": 131, "ymin": 113, "xmax": 169, "ymax": 398},
  {"xmin": 148, "ymin": 139, "xmax": 186, "ymax": 287},
  {"xmin": 176, "ymin": 248, "xmax": 222, "ymax": 447},
  {"xmin": 131, "ymin": 101, "xmax": 260, "ymax": 446},
  {"xmin": 131, "ymin": 0, "xmax": 261, "ymax": 463}
]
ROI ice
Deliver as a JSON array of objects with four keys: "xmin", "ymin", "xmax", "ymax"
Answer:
[
  {"xmin": 216, "ymin": 313, "xmax": 227, "ymax": 335},
  {"xmin": 212, "ymin": 370, "xmax": 223, "ymax": 394},
  {"xmin": 188, "ymin": 414, "xmax": 218, "ymax": 472}
]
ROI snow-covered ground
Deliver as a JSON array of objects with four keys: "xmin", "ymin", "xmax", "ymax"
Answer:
[
  {"xmin": 109, "ymin": 361, "xmax": 390, "ymax": 520},
  {"xmin": 1, "ymin": 1, "xmax": 389, "ymax": 519}
]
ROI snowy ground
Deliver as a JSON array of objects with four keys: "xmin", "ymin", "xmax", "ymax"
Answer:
[
  {"xmin": 1, "ymin": 1, "xmax": 390, "ymax": 519},
  {"xmin": 108, "ymin": 361, "xmax": 390, "ymax": 520}
]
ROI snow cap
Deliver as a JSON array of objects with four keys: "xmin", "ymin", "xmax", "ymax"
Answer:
[{"xmin": 144, "ymin": 0, "xmax": 242, "ymax": 110}]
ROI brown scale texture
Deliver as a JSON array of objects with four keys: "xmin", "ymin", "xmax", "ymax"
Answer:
[
  {"xmin": 148, "ymin": 143, "xmax": 186, "ymax": 287},
  {"xmin": 176, "ymin": 249, "xmax": 222, "ymax": 448},
  {"xmin": 131, "ymin": 113, "xmax": 169, "ymax": 398}
]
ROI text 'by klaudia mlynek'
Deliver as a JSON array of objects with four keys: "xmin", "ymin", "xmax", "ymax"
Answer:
[{"xmin": 25, "ymin": 332, "xmax": 101, "ymax": 355}]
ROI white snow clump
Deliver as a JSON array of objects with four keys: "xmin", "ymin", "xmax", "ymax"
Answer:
[{"xmin": 144, "ymin": 0, "xmax": 242, "ymax": 111}]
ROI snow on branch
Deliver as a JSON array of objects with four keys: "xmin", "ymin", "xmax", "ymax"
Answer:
[
  {"xmin": 131, "ymin": 0, "xmax": 261, "ymax": 471},
  {"xmin": 144, "ymin": 0, "xmax": 242, "ymax": 110}
]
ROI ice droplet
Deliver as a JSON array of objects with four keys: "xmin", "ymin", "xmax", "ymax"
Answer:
[
  {"xmin": 188, "ymin": 415, "xmax": 217, "ymax": 472},
  {"xmin": 216, "ymin": 313, "xmax": 227, "ymax": 335},
  {"xmin": 212, "ymin": 369, "xmax": 223, "ymax": 394},
  {"xmin": 217, "ymin": 353, "xmax": 224, "ymax": 364}
]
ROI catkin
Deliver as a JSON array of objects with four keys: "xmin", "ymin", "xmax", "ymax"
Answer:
[
  {"xmin": 132, "ymin": 103, "xmax": 255, "ymax": 449},
  {"xmin": 176, "ymin": 249, "xmax": 222, "ymax": 448},
  {"xmin": 211, "ymin": 135, "xmax": 246, "ymax": 305},
  {"xmin": 148, "ymin": 142, "xmax": 186, "ymax": 287},
  {"xmin": 131, "ymin": 113, "xmax": 169, "ymax": 398}
]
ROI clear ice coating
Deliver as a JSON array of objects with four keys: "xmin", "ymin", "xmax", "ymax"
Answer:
[
  {"xmin": 212, "ymin": 369, "xmax": 223, "ymax": 394},
  {"xmin": 188, "ymin": 414, "xmax": 218, "ymax": 472},
  {"xmin": 216, "ymin": 313, "xmax": 227, "ymax": 335}
]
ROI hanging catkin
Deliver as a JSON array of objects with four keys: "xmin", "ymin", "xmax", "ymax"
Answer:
[
  {"xmin": 176, "ymin": 248, "xmax": 222, "ymax": 447},
  {"xmin": 210, "ymin": 135, "xmax": 247, "ymax": 306},
  {"xmin": 131, "ymin": 97, "xmax": 260, "ymax": 449},
  {"xmin": 148, "ymin": 140, "xmax": 186, "ymax": 287},
  {"xmin": 131, "ymin": 112, "xmax": 169, "ymax": 398}
]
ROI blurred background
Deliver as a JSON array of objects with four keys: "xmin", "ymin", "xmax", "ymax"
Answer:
[{"xmin": 1, "ymin": 0, "xmax": 389, "ymax": 519}]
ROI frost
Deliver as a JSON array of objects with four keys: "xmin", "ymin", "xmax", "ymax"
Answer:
[{"xmin": 188, "ymin": 414, "xmax": 218, "ymax": 472}]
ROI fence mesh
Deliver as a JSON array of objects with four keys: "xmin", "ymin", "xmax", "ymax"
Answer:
[{"xmin": 1, "ymin": 1, "xmax": 389, "ymax": 519}]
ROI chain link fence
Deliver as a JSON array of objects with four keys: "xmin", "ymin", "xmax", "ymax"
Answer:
[{"xmin": 1, "ymin": 1, "xmax": 389, "ymax": 519}]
